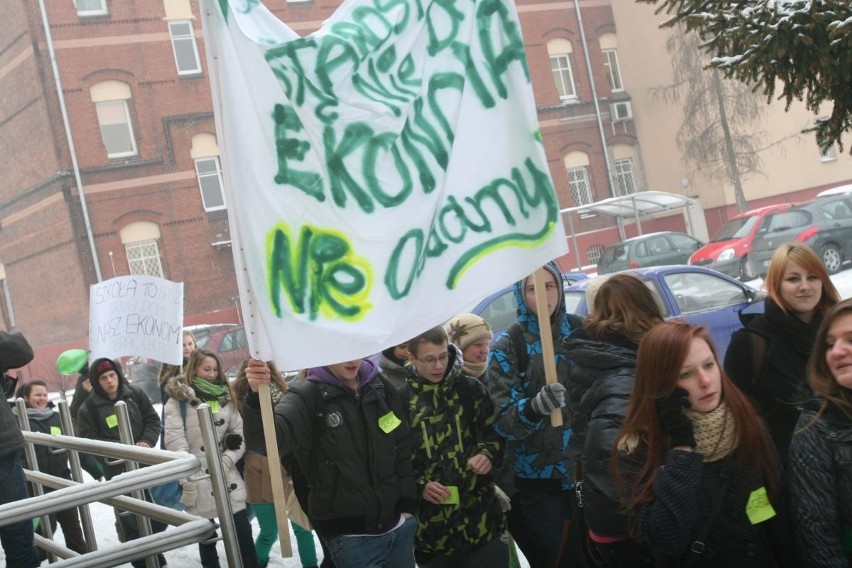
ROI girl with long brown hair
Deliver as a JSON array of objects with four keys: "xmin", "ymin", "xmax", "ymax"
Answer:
[
  {"xmin": 615, "ymin": 321, "xmax": 797, "ymax": 567},
  {"xmin": 789, "ymin": 299, "xmax": 852, "ymax": 567}
]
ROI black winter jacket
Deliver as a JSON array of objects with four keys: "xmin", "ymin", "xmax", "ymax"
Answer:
[
  {"xmin": 618, "ymin": 446, "xmax": 798, "ymax": 568},
  {"xmin": 242, "ymin": 360, "xmax": 417, "ymax": 539},
  {"xmin": 789, "ymin": 404, "xmax": 852, "ymax": 568},
  {"xmin": 75, "ymin": 382, "xmax": 161, "ymax": 479},
  {"xmin": 0, "ymin": 331, "xmax": 34, "ymax": 458},
  {"xmin": 20, "ymin": 406, "xmax": 72, "ymax": 480},
  {"xmin": 724, "ymin": 299, "xmax": 821, "ymax": 463},
  {"xmin": 564, "ymin": 330, "xmax": 637, "ymax": 537}
]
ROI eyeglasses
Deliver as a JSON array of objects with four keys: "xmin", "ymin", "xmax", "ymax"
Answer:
[{"xmin": 416, "ymin": 352, "xmax": 449, "ymax": 366}]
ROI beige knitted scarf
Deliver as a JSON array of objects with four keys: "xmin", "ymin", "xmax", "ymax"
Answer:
[
  {"xmin": 684, "ymin": 401, "xmax": 738, "ymax": 462},
  {"xmin": 462, "ymin": 361, "xmax": 487, "ymax": 379}
]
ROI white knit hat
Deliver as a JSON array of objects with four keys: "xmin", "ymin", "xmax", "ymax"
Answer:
[{"xmin": 445, "ymin": 313, "xmax": 493, "ymax": 350}]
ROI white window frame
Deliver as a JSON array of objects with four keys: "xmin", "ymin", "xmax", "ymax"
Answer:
[
  {"xmin": 613, "ymin": 159, "xmax": 637, "ymax": 197},
  {"xmin": 96, "ymin": 99, "xmax": 137, "ymax": 158},
  {"xmin": 602, "ymin": 49, "xmax": 623, "ymax": 92},
  {"xmin": 567, "ymin": 166, "xmax": 592, "ymax": 205},
  {"xmin": 586, "ymin": 244, "xmax": 605, "ymax": 266},
  {"xmin": 75, "ymin": 0, "xmax": 108, "ymax": 16},
  {"xmin": 820, "ymin": 144, "xmax": 837, "ymax": 162},
  {"xmin": 169, "ymin": 20, "xmax": 202, "ymax": 76},
  {"xmin": 550, "ymin": 54, "xmax": 577, "ymax": 101},
  {"xmin": 195, "ymin": 156, "xmax": 227, "ymax": 211},
  {"xmin": 125, "ymin": 241, "xmax": 164, "ymax": 278}
]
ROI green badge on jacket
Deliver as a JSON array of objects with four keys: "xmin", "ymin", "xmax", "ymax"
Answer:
[
  {"xmin": 745, "ymin": 487, "xmax": 776, "ymax": 525},
  {"xmin": 378, "ymin": 411, "xmax": 401, "ymax": 433},
  {"xmin": 105, "ymin": 414, "xmax": 118, "ymax": 428}
]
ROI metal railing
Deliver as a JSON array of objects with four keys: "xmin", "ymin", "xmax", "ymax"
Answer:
[{"xmin": 4, "ymin": 398, "xmax": 243, "ymax": 567}]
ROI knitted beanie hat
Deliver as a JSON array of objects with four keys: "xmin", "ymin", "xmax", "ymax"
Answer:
[
  {"xmin": 446, "ymin": 313, "xmax": 493, "ymax": 351},
  {"xmin": 89, "ymin": 358, "xmax": 122, "ymax": 382}
]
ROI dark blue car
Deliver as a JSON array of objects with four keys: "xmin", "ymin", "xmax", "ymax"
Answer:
[{"xmin": 562, "ymin": 266, "xmax": 763, "ymax": 357}]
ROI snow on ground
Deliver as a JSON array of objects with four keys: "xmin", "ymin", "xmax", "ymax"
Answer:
[{"xmin": 13, "ymin": 267, "xmax": 852, "ymax": 567}]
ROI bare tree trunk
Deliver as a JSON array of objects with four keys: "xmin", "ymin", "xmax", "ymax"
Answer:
[{"xmin": 712, "ymin": 70, "xmax": 748, "ymax": 213}]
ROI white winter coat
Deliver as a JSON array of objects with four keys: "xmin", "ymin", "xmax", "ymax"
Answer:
[{"xmin": 163, "ymin": 378, "xmax": 246, "ymax": 519}]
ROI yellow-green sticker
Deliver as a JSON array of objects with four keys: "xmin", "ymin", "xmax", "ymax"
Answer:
[
  {"xmin": 209, "ymin": 400, "xmax": 221, "ymax": 414},
  {"xmin": 746, "ymin": 487, "xmax": 776, "ymax": 525},
  {"xmin": 378, "ymin": 411, "xmax": 401, "ymax": 433},
  {"xmin": 50, "ymin": 426, "xmax": 62, "ymax": 436},
  {"xmin": 105, "ymin": 414, "xmax": 118, "ymax": 429},
  {"xmin": 442, "ymin": 485, "xmax": 459, "ymax": 506}
]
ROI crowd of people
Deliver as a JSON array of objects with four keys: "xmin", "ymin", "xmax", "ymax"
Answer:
[{"xmin": 1, "ymin": 241, "xmax": 851, "ymax": 567}]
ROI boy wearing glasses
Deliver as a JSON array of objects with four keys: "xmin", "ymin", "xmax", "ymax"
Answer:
[{"xmin": 404, "ymin": 326, "xmax": 508, "ymax": 567}]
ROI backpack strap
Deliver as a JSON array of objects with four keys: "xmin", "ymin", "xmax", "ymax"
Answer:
[
  {"xmin": 749, "ymin": 331, "xmax": 766, "ymax": 391},
  {"xmin": 508, "ymin": 322, "xmax": 528, "ymax": 376}
]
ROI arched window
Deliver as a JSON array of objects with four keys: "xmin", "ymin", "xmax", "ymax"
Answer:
[
  {"xmin": 90, "ymin": 81, "xmax": 137, "ymax": 158},
  {"xmin": 191, "ymin": 134, "xmax": 226, "ymax": 212},
  {"xmin": 547, "ymin": 39, "xmax": 577, "ymax": 101},
  {"xmin": 120, "ymin": 222, "xmax": 164, "ymax": 278},
  {"xmin": 564, "ymin": 152, "xmax": 592, "ymax": 205}
]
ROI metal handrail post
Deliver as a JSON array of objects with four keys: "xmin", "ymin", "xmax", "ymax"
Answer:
[
  {"xmin": 196, "ymin": 403, "xmax": 243, "ymax": 567},
  {"xmin": 114, "ymin": 401, "xmax": 159, "ymax": 568},
  {"xmin": 15, "ymin": 398, "xmax": 58, "ymax": 562},
  {"xmin": 57, "ymin": 399, "xmax": 97, "ymax": 552}
]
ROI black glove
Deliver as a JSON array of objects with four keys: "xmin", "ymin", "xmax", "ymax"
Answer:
[
  {"xmin": 656, "ymin": 388, "xmax": 695, "ymax": 448},
  {"xmin": 223, "ymin": 433, "xmax": 243, "ymax": 451}
]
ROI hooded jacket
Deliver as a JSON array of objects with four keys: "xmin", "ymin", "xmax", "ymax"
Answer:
[
  {"xmin": 163, "ymin": 376, "xmax": 247, "ymax": 518},
  {"xmin": 16, "ymin": 403, "xmax": 72, "ymax": 480},
  {"xmin": 564, "ymin": 329, "xmax": 637, "ymax": 537},
  {"xmin": 404, "ymin": 344, "xmax": 504, "ymax": 560},
  {"xmin": 487, "ymin": 262, "xmax": 582, "ymax": 490},
  {"xmin": 74, "ymin": 363, "xmax": 161, "ymax": 479},
  {"xmin": 242, "ymin": 359, "xmax": 416, "ymax": 539}
]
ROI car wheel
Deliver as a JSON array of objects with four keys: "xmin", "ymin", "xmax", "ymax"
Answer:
[
  {"xmin": 739, "ymin": 257, "xmax": 757, "ymax": 281},
  {"xmin": 820, "ymin": 244, "xmax": 842, "ymax": 274}
]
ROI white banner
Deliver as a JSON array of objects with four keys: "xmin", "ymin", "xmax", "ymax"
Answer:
[
  {"xmin": 88, "ymin": 276, "xmax": 184, "ymax": 365},
  {"xmin": 201, "ymin": 0, "xmax": 567, "ymax": 369}
]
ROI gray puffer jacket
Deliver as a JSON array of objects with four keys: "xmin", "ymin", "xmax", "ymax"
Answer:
[
  {"xmin": 163, "ymin": 377, "xmax": 246, "ymax": 518},
  {"xmin": 789, "ymin": 404, "xmax": 852, "ymax": 568}
]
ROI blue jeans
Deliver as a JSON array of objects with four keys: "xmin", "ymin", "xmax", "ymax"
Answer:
[
  {"xmin": 0, "ymin": 451, "xmax": 40, "ymax": 567},
  {"xmin": 326, "ymin": 515, "xmax": 417, "ymax": 568}
]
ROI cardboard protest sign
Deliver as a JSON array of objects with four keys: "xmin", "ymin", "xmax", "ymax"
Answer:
[
  {"xmin": 89, "ymin": 275, "xmax": 184, "ymax": 364},
  {"xmin": 201, "ymin": 0, "xmax": 567, "ymax": 368}
]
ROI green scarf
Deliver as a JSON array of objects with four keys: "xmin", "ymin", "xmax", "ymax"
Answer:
[{"xmin": 191, "ymin": 376, "xmax": 230, "ymax": 402}]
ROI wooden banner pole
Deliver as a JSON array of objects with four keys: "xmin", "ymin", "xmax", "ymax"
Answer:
[
  {"xmin": 258, "ymin": 382, "xmax": 293, "ymax": 557},
  {"xmin": 532, "ymin": 268, "xmax": 563, "ymax": 428}
]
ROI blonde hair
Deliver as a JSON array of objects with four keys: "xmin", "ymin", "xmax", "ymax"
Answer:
[{"xmin": 764, "ymin": 244, "xmax": 839, "ymax": 316}]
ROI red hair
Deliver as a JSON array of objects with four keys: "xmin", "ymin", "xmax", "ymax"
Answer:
[{"xmin": 615, "ymin": 321, "xmax": 780, "ymax": 507}]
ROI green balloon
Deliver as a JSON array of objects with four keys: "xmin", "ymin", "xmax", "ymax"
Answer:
[{"xmin": 56, "ymin": 349, "xmax": 88, "ymax": 375}]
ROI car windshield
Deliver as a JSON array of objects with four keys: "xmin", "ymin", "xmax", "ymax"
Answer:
[
  {"xmin": 601, "ymin": 244, "xmax": 627, "ymax": 264},
  {"xmin": 710, "ymin": 216, "xmax": 758, "ymax": 242}
]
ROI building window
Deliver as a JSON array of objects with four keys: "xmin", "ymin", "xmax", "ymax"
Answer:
[
  {"xmin": 602, "ymin": 49, "xmax": 623, "ymax": 92},
  {"xmin": 550, "ymin": 55, "xmax": 577, "ymax": 100},
  {"xmin": 126, "ymin": 241, "xmax": 164, "ymax": 277},
  {"xmin": 0, "ymin": 276, "xmax": 14, "ymax": 329},
  {"xmin": 195, "ymin": 157, "xmax": 226, "ymax": 211},
  {"xmin": 613, "ymin": 159, "xmax": 637, "ymax": 197},
  {"xmin": 568, "ymin": 166, "xmax": 592, "ymax": 205},
  {"xmin": 820, "ymin": 145, "xmax": 837, "ymax": 162},
  {"xmin": 75, "ymin": 0, "xmax": 108, "ymax": 16},
  {"xmin": 586, "ymin": 244, "xmax": 605, "ymax": 266},
  {"xmin": 169, "ymin": 21, "xmax": 202, "ymax": 75},
  {"xmin": 95, "ymin": 100, "xmax": 137, "ymax": 158}
]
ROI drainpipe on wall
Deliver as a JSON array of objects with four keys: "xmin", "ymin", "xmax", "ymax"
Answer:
[
  {"xmin": 573, "ymin": 0, "xmax": 615, "ymax": 198},
  {"xmin": 37, "ymin": 0, "xmax": 102, "ymax": 282}
]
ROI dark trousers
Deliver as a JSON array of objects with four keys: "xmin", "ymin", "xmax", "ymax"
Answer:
[
  {"xmin": 592, "ymin": 539, "xmax": 655, "ymax": 568},
  {"xmin": 113, "ymin": 489, "xmax": 168, "ymax": 568},
  {"xmin": 505, "ymin": 493, "xmax": 537, "ymax": 563},
  {"xmin": 35, "ymin": 486, "xmax": 87, "ymax": 555},
  {"xmin": 198, "ymin": 508, "xmax": 260, "ymax": 568},
  {"xmin": 517, "ymin": 486, "xmax": 595, "ymax": 568},
  {"xmin": 0, "ymin": 451, "xmax": 40, "ymax": 567}
]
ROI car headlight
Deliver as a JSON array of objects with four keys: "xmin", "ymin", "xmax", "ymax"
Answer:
[{"xmin": 717, "ymin": 248, "xmax": 735, "ymax": 262}]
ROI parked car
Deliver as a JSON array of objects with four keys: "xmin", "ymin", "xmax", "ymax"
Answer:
[
  {"xmin": 748, "ymin": 195, "xmax": 852, "ymax": 276},
  {"xmin": 126, "ymin": 323, "xmax": 250, "ymax": 403},
  {"xmin": 688, "ymin": 203, "xmax": 792, "ymax": 281},
  {"xmin": 597, "ymin": 231, "xmax": 703, "ymax": 275},
  {"xmin": 563, "ymin": 265, "xmax": 762, "ymax": 357},
  {"xmin": 470, "ymin": 271, "xmax": 589, "ymax": 341}
]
